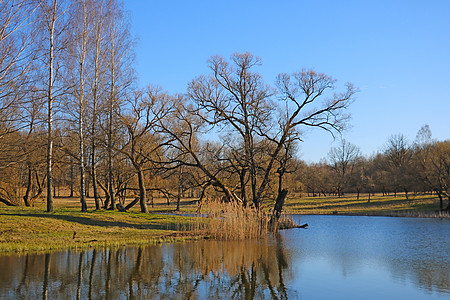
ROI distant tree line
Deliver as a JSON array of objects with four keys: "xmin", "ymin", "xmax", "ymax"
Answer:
[
  {"xmin": 1, "ymin": 0, "xmax": 447, "ymax": 214},
  {"xmin": 294, "ymin": 127, "xmax": 449, "ymax": 211}
]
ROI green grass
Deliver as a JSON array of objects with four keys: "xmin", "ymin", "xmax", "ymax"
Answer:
[
  {"xmin": 0, "ymin": 204, "xmax": 204, "ymax": 254},
  {"xmin": 284, "ymin": 193, "xmax": 449, "ymax": 217}
]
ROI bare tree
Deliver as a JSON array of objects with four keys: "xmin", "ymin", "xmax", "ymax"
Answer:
[
  {"xmin": 416, "ymin": 139, "xmax": 450, "ymax": 211},
  {"xmin": 163, "ymin": 53, "xmax": 356, "ymax": 213},
  {"xmin": 116, "ymin": 87, "xmax": 173, "ymax": 213},
  {"xmin": 255, "ymin": 68, "xmax": 355, "ymax": 209},
  {"xmin": 327, "ymin": 139, "xmax": 361, "ymax": 197},
  {"xmin": 428, "ymin": 141, "xmax": 450, "ymax": 211},
  {"xmin": 87, "ymin": 0, "xmax": 108, "ymax": 210},
  {"xmin": 384, "ymin": 134, "xmax": 412, "ymax": 198},
  {"xmin": 102, "ymin": 0, "xmax": 135, "ymax": 210},
  {"xmin": 37, "ymin": 0, "xmax": 70, "ymax": 212},
  {"xmin": 0, "ymin": 0, "xmax": 37, "ymax": 135},
  {"xmin": 188, "ymin": 53, "xmax": 274, "ymax": 207},
  {"xmin": 65, "ymin": 0, "xmax": 95, "ymax": 211}
]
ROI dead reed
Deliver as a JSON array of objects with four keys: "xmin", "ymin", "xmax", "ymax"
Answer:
[{"xmin": 188, "ymin": 200, "xmax": 299, "ymax": 240}]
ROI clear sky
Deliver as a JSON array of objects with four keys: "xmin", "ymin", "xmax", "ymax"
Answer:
[{"xmin": 126, "ymin": 0, "xmax": 450, "ymax": 163}]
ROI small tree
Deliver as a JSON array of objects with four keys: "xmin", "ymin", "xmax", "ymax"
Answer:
[
  {"xmin": 384, "ymin": 134, "xmax": 413, "ymax": 198},
  {"xmin": 327, "ymin": 139, "xmax": 361, "ymax": 197}
]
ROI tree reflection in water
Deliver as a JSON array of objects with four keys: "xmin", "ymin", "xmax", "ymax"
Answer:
[
  {"xmin": 0, "ymin": 236, "xmax": 293, "ymax": 299},
  {"xmin": 1, "ymin": 222, "xmax": 447, "ymax": 299}
]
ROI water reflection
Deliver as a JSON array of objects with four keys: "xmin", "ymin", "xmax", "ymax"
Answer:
[
  {"xmin": 285, "ymin": 215, "xmax": 450, "ymax": 299},
  {"xmin": 0, "ymin": 216, "xmax": 448, "ymax": 299},
  {"xmin": 0, "ymin": 236, "xmax": 294, "ymax": 299}
]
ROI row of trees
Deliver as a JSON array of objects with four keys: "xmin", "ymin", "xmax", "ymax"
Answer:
[
  {"xmin": 0, "ymin": 0, "xmax": 355, "ymax": 217},
  {"xmin": 297, "ymin": 127, "xmax": 449, "ymax": 211},
  {"xmin": 0, "ymin": 0, "xmax": 137, "ymax": 211},
  {"xmin": 2, "ymin": 1, "xmax": 447, "ymax": 215}
]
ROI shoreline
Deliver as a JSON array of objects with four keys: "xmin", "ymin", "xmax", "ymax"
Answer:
[
  {"xmin": 1, "ymin": 193, "xmax": 448, "ymax": 255},
  {"xmin": 289, "ymin": 211, "xmax": 450, "ymax": 219}
]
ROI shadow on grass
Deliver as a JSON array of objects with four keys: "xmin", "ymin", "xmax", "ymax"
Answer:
[{"xmin": 0, "ymin": 211, "xmax": 180, "ymax": 231}]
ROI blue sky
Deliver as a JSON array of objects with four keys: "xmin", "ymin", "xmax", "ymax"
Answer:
[{"xmin": 126, "ymin": 0, "xmax": 450, "ymax": 163}]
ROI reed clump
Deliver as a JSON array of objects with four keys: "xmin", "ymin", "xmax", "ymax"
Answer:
[
  {"xmin": 189, "ymin": 200, "xmax": 299, "ymax": 240},
  {"xmin": 276, "ymin": 214, "xmax": 300, "ymax": 229}
]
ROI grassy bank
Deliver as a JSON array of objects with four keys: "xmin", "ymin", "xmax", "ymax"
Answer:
[
  {"xmin": 283, "ymin": 193, "xmax": 449, "ymax": 217},
  {"xmin": 0, "ymin": 204, "xmax": 202, "ymax": 254},
  {"xmin": 1, "ymin": 193, "xmax": 447, "ymax": 254}
]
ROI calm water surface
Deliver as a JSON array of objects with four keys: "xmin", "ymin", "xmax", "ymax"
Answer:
[{"xmin": 0, "ymin": 215, "xmax": 448, "ymax": 299}]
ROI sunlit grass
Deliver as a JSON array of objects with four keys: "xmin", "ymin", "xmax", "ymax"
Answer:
[
  {"xmin": 2, "ymin": 192, "xmax": 446, "ymax": 255},
  {"xmin": 0, "ymin": 204, "xmax": 202, "ymax": 254},
  {"xmin": 284, "ymin": 193, "xmax": 449, "ymax": 217}
]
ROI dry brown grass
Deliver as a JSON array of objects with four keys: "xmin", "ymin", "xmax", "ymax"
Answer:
[
  {"xmin": 194, "ymin": 201, "xmax": 271, "ymax": 240},
  {"xmin": 185, "ymin": 200, "xmax": 300, "ymax": 240}
]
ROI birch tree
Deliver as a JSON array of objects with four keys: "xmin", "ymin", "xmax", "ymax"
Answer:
[
  {"xmin": 66, "ymin": 0, "xmax": 93, "ymax": 211},
  {"xmin": 37, "ymin": 0, "xmax": 70, "ymax": 212},
  {"xmin": 88, "ymin": 0, "xmax": 108, "ymax": 210},
  {"xmin": 102, "ymin": 0, "xmax": 134, "ymax": 210}
]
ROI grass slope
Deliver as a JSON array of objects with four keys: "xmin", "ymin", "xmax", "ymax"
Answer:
[
  {"xmin": 284, "ymin": 193, "xmax": 449, "ymax": 217},
  {"xmin": 0, "ymin": 205, "xmax": 201, "ymax": 254}
]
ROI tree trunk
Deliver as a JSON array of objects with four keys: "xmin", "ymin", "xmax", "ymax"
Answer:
[
  {"xmin": 270, "ymin": 188, "xmax": 288, "ymax": 226},
  {"xmin": 90, "ymin": 3, "xmax": 101, "ymax": 210},
  {"xmin": 23, "ymin": 167, "xmax": 32, "ymax": 207},
  {"xmin": 46, "ymin": 33, "xmax": 54, "ymax": 212},
  {"xmin": 79, "ymin": 122, "xmax": 87, "ymax": 210},
  {"xmin": 176, "ymin": 166, "xmax": 182, "ymax": 211},
  {"xmin": 124, "ymin": 197, "xmax": 140, "ymax": 211},
  {"xmin": 44, "ymin": 1, "xmax": 59, "ymax": 213},
  {"xmin": 240, "ymin": 169, "xmax": 247, "ymax": 207},
  {"xmin": 91, "ymin": 155, "xmax": 100, "ymax": 210},
  {"xmin": 0, "ymin": 197, "xmax": 16, "ymax": 206},
  {"xmin": 137, "ymin": 168, "xmax": 148, "ymax": 213},
  {"xmin": 108, "ymin": 156, "xmax": 115, "ymax": 210},
  {"xmin": 437, "ymin": 192, "xmax": 443, "ymax": 211},
  {"xmin": 78, "ymin": 16, "xmax": 87, "ymax": 212}
]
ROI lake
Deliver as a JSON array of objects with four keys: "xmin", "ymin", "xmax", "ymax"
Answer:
[{"xmin": 0, "ymin": 215, "xmax": 448, "ymax": 299}]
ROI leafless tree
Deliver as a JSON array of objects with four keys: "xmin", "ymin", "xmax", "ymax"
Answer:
[
  {"xmin": 86, "ymin": 0, "xmax": 108, "ymax": 210},
  {"xmin": 384, "ymin": 134, "xmax": 412, "ymax": 198},
  {"xmin": 116, "ymin": 87, "xmax": 173, "ymax": 212},
  {"xmin": 415, "ymin": 139, "xmax": 450, "ymax": 211},
  {"xmin": 0, "ymin": 0, "xmax": 38, "ymax": 135},
  {"xmin": 102, "ymin": 0, "xmax": 135, "ymax": 210},
  {"xmin": 327, "ymin": 139, "xmax": 361, "ymax": 197},
  {"xmin": 164, "ymin": 53, "xmax": 356, "ymax": 212},
  {"xmin": 36, "ymin": 0, "xmax": 70, "ymax": 212},
  {"xmin": 65, "ymin": 0, "xmax": 96, "ymax": 211}
]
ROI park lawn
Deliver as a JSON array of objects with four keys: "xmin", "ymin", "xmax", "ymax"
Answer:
[
  {"xmin": 283, "ymin": 193, "xmax": 448, "ymax": 217},
  {"xmin": 0, "ymin": 200, "xmax": 204, "ymax": 254}
]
